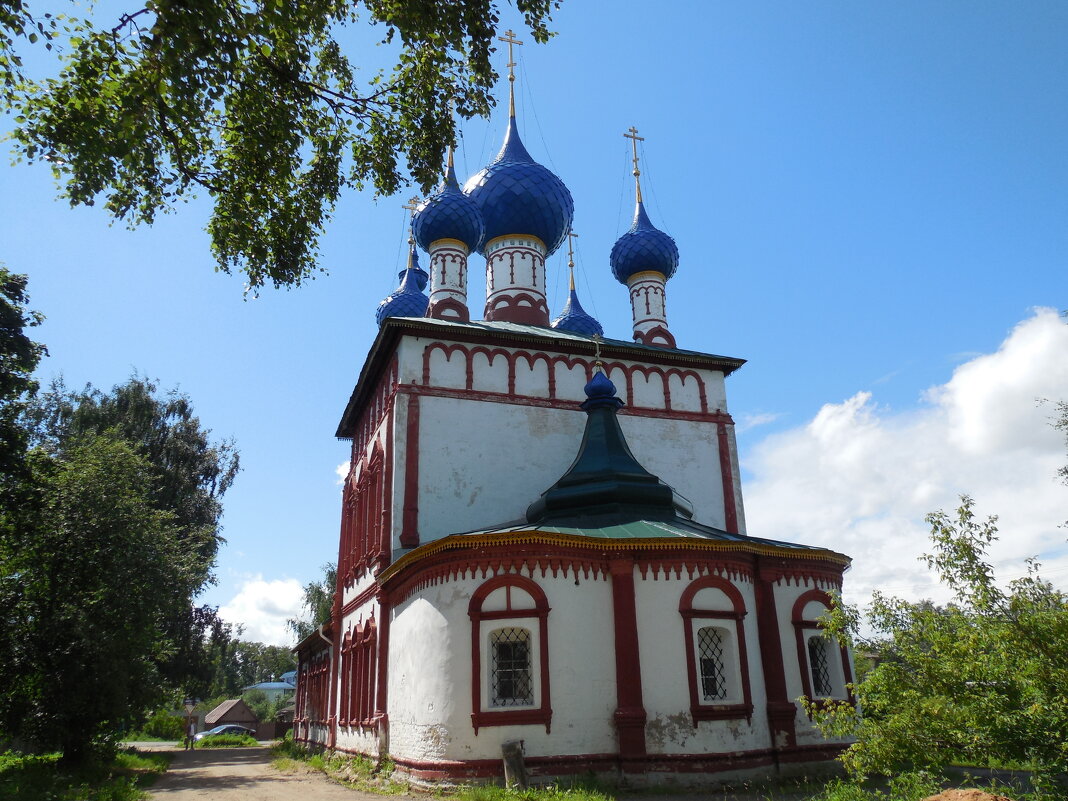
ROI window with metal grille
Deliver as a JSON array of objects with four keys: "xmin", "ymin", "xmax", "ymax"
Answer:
[
  {"xmin": 808, "ymin": 636, "xmax": 833, "ymax": 696},
  {"xmin": 697, "ymin": 626, "xmax": 728, "ymax": 701},
  {"xmin": 490, "ymin": 628, "xmax": 533, "ymax": 707}
]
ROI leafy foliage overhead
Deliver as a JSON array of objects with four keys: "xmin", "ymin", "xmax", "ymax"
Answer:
[
  {"xmin": 0, "ymin": 268, "xmax": 45, "ymax": 485},
  {"xmin": 7, "ymin": 0, "xmax": 560, "ymax": 291},
  {"xmin": 287, "ymin": 561, "xmax": 336, "ymax": 643}
]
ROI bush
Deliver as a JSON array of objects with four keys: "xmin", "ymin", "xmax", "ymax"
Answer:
[
  {"xmin": 142, "ymin": 710, "xmax": 184, "ymax": 740},
  {"xmin": 194, "ymin": 733, "xmax": 258, "ymax": 749}
]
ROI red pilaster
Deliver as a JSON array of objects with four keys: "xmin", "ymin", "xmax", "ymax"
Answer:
[
  {"xmin": 609, "ymin": 557, "xmax": 647, "ymax": 763},
  {"xmin": 717, "ymin": 421, "xmax": 739, "ymax": 533},
  {"xmin": 400, "ymin": 393, "xmax": 420, "ymax": 547},
  {"xmin": 754, "ymin": 558, "xmax": 796, "ymax": 757}
]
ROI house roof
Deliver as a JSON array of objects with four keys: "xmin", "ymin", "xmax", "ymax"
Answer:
[
  {"xmin": 243, "ymin": 681, "xmax": 296, "ymax": 692},
  {"xmin": 204, "ymin": 698, "xmax": 257, "ymax": 726}
]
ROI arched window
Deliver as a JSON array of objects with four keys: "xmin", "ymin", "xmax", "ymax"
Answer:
[
  {"xmin": 679, "ymin": 575, "xmax": 753, "ymax": 724},
  {"xmin": 791, "ymin": 589, "xmax": 853, "ymax": 704},
  {"xmin": 469, "ymin": 575, "xmax": 551, "ymax": 734}
]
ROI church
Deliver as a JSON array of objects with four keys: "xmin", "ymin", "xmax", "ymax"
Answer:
[{"xmin": 294, "ymin": 33, "xmax": 854, "ymax": 785}]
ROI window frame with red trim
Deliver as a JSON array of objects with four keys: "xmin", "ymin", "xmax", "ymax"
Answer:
[
  {"xmin": 679, "ymin": 575, "xmax": 754, "ymax": 725},
  {"xmin": 468, "ymin": 575, "xmax": 552, "ymax": 734}
]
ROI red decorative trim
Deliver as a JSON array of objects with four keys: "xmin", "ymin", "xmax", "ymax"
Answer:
[
  {"xmin": 679, "ymin": 575, "xmax": 754, "ymax": 725},
  {"xmin": 634, "ymin": 325, "xmax": 677, "ymax": 349},
  {"xmin": 340, "ymin": 582, "xmax": 380, "ymax": 617},
  {"xmin": 485, "ymin": 292, "xmax": 550, "ymax": 326},
  {"xmin": 609, "ymin": 558, "xmax": 647, "ymax": 761},
  {"xmin": 401, "ymin": 393, "xmax": 420, "ymax": 547},
  {"xmin": 420, "ymin": 343, "xmax": 712, "ymax": 415},
  {"xmin": 752, "ymin": 559, "xmax": 796, "ymax": 752},
  {"xmin": 383, "ymin": 743, "xmax": 847, "ymax": 781},
  {"xmin": 717, "ymin": 422, "xmax": 739, "ymax": 533},
  {"xmin": 468, "ymin": 575, "xmax": 552, "ymax": 734},
  {"xmin": 375, "ymin": 588, "xmax": 391, "ymax": 736},
  {"xmin": 427, "ymin": 296, "xmax": 470, "ymax": 322}
]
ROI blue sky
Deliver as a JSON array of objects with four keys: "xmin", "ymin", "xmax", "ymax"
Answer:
[{"xmin": 3, "ymin": 1, "xmax": 1066, "ymax": 644}]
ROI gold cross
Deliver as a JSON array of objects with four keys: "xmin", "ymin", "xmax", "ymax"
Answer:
[
  {"xmin": 497, "ymin": 29, "xmax": 523, "ymax": 83},
  {"xmin": 623, "ymin": 127, "xmax": 645, "ymax": 203},
  {"xmin": 592, "ymin": 333, "xmax": 603, "ymax": 370},
  {"xmin": 402, "ymin": 196, "xmax": 421, "ymax": 217},
  {"xmin": 566, "ymin": 229, "xmax": 579, "ymax": 289}
]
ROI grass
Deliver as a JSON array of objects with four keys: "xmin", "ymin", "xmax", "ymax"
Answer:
[
  {"xmin": 271, "ymin": 736, "xmax": 408, "ymax": 793},
  {"xmin": 193, "ymin": 733, "xmax": 259, "ymax": 749},
  {"xmin": 0, "ymin": 747, "xmax": 171, "ymax": 801}
]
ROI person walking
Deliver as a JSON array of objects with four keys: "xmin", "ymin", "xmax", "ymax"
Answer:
[{"xmin": 185, "ymin": 719, "xmax": 197, "ymax": 750}]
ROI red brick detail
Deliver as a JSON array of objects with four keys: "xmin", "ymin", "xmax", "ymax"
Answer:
[
  {"xmin": 375, "ymin": 589, "xmax": 391, "ymax": 728},
  {"xmin": 378, "ymin": 743, "xmax": 847, "ymax": 782},
  {"xmin": 753, "ymin": 558, "xmax": 796, "ymax": 753},
  {"xmin": 427, "ymin": 296, "xmax": 470, "ymax": 322},
  {"xmin": 485, "ymin": 292, "xmax": 550, "ymax": 326},
  {"xmin": 634, "ymin": 325, "xmax": 676, "ymax": 349},
  {"xmin": 401, "ymin": 393, "xmax": 420, "ymax": 547},
  {"xmin": 609, "ymin": 557, "xmax": 647, "ymax": 762},
  {"xmin": 420, "ymin": 343, "xmax": 712, "ymax": 414},
  {"xmin": 679, "ymin": 575, "xmax": 754, "ymax": 725},
  {"xmin": 468, "ymin": 575, "xmax": 552, "ymax": 734},
  {"xmin": 717, "ymin": 422, "xmax": 739, "ymax": 533}
]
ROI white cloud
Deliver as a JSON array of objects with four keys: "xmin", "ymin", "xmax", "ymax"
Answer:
[
  {"xmin": 219, "ymin": 577, "xmax": 305, "ymax": 647},
  {"xmin": 336, "ymin": 461, "xmax": 349, "ymax": 485},
  {"xmin": 743, "ymin": 308, "xmax": 1068, "ymax": 607},
  {"xmin": 737, "ymin": 411, "xmax": 784, "ymax": 433}
]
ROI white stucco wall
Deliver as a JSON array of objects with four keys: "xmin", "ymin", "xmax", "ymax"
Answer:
[
  {"xmin": 387, "ymin": 570, "xmax": 618, "ymax": 764},
  {"xmin": 633, "ymin": 570, "xmax": 770, "ymax": 755},
  {"xmin": 409, "ymin": 395, "xmax": 729, "ymax": 543}
]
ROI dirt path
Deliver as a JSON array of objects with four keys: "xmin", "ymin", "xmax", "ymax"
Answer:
[{"xmin": 146, "ymin": 745, "xmax": 389, "ymax": 800}]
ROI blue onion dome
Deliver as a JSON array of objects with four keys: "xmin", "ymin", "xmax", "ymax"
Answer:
[
  {"xmin": 412, "ymin": 158, "xmax": 485, "ymax": 252},
  {"xmin": 462, "ymin": 115, "xmax": 574, "ymax": 255},
  {"xmin": 609, "ymin": 200, "xmax": 679, "ymax": 284},
  {"xmin": 395, "ymin": 246, "xmax": 429, "ymax": 292},
  {"xmin": 581, "ymin": 369, "xmax": 623, "ymax": 411},
  {"xmin": 376, "ymin": 246, "xmax": 429, "ymax": 326},
  {"xmin": 551, "ymin": 287, "xmax": 603, "ymax": 336}
]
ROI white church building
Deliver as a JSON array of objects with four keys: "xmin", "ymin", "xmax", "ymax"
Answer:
[{"xmin": 294, "ymin": 39, "xmax": 854, "ymax": 785}]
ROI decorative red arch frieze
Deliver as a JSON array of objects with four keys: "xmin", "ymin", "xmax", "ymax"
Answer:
[
  {"xmin": 420, "ymin": 342, "xmax": 712, "ymax": 415},
  {"xmin": 634, "ymin": 325, "xmax": 677, "ymax": 349},
  {"xmin": 679, "ymin": 575, "xmax": 754, "ymax": 725},
  {"xmin": 468, "ymin": 574, "xmax": 552, "ymax": 734},
  {"xmin": 339, "ymin": 616, "xmax": 378, "ymax": 729},
  {"xmin": 790, "ymin": 588, "xmax": 854, "ymax": 710}
]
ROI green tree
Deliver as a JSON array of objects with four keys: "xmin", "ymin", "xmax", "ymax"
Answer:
[
  {"xmin": 0, "ymin": 434, "xmax": 193, "ymax": 761},
  {"xmin": 286, "ymin": 562, "xmax": 336, "ymax": 643},
  {"xmin": 8, "ymin": 0, "xmax": 560, "ymax": 291},
  {"xmin": 28, "ymin": 376, "xmax": 240, "ymax": 586},
  {"xmin": 0, "ymin": 267, "xmax": 45, "ymax": 488},
  {"xmin": 205, "ymin": 640, "xmax": 296, "ymax": 697},
  {"xmin": 810, "ymin": 497, "xmax": 1068, "ymax": 787}
]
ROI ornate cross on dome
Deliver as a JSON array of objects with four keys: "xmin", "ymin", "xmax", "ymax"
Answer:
[
  {"xmin": 592, "ymin": 333, "xmax": 604, "ymax": 373},
  {"xmin": 566, "ymin": 229, "xmax": 578, "ymax": 289},
  {"xmin": 497, "ymin": 29, "xmax": 523, "ymax": 115},
  {"xmin": 624, "ymin": 126, "xmax": 645, "ymax": 203},
  {"xmin": 402, "ymin": 196, "xmax": 421, "ymax": 217}
]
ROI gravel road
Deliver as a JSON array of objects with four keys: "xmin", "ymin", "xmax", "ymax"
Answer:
[{"xmin": 145, "ymin": 745, "xmax": 391, "ymax": 800}]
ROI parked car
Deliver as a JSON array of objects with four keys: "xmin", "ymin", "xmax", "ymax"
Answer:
[{"xmin": 193, "ymin": 724, "xmax": 257, "ymax": 742}]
